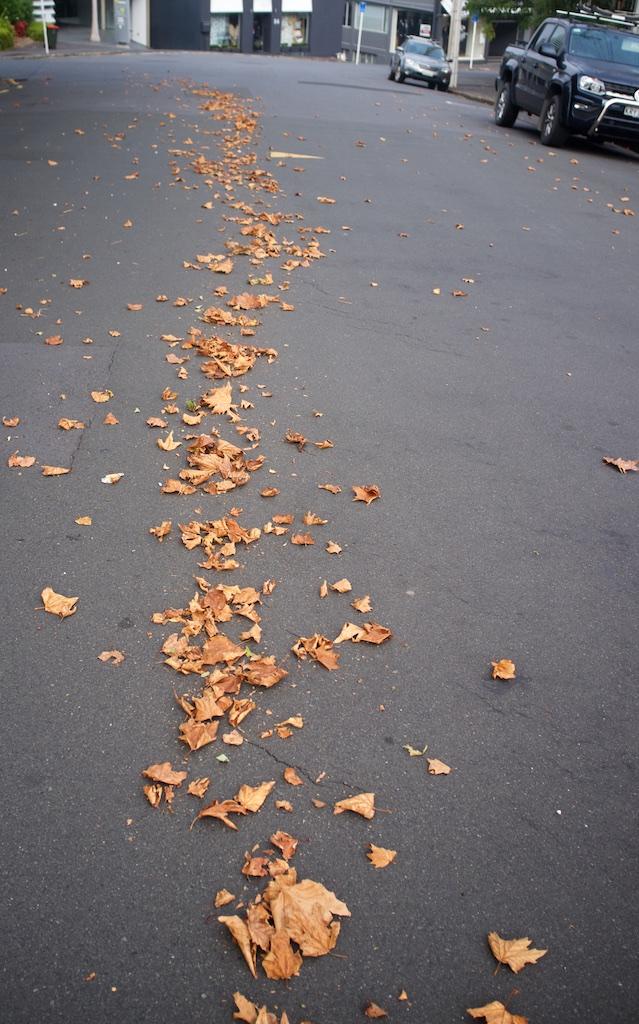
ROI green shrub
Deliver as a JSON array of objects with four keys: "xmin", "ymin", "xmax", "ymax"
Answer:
[
  {"xmin": 27, "ymin": 20, "xmax": 45, "ymax": 40},
  {"xmin": 0, "ymin": 15, "xmax": 14, "ymax": 49},
  {"xmin": 0, "ymin": 0, "xmax": 32, "ymax": 22}
]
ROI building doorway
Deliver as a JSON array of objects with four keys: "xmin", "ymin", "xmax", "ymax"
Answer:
[{"xmin": 253, "ymin": 13, "xmax": 271, "ymax": 52}]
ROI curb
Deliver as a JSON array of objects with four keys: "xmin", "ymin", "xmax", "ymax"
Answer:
[{"xmin": 451, "ymin": 88, "xmax": 494, "ymax": 106}]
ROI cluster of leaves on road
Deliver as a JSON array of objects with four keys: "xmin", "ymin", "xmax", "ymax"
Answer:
[{"xmin": 1, "ymin": 75, "xmax": 570, "ymax": 1023}]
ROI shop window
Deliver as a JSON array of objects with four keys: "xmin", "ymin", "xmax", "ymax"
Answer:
[
  {"xmin": 396, "ymin": 11, "xmax": 432, "ymax": 48},
  {"xmin": 281, "ymin": 14, "xmax": 309, "ymax": 48},
  {"xmin": 210, "ymin": 14, "xmax": 240, "ymax": 49},
  {"xmin": 343, "ymin": 1, "xmax": 352, "ymax": 27},
  {"xmin": 353, "ymin": 2, "xmax": 388, "ymax": 34}
]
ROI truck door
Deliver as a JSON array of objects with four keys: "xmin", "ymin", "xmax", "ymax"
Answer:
[
  {"xmin": 534, "ymin": 26, "xmax": 568, "ymax": 111},
  {"xmin": 516, "ymin": 23, "xmax": 555, "ymax": 112}
]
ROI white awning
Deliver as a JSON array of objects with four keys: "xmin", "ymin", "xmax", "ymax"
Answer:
[
  {"xmin": 281, "ymin": 0, "xmax": 313, "ymax": 12},
  {"xmin": 253, "ymin": 0, "xmax": 273, "ymax": 11},
  {"xmin": 440, "ymin": 0, "xmax": 468, "ymax": 14},
  {"xmin": 211, "ymin": 0, "xmax": 243, "ymax": 13}
]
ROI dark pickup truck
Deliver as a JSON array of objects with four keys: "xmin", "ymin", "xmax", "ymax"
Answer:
[{"xmin": 494, "ymin": 12, "xmax": 639, "ymax": 148}]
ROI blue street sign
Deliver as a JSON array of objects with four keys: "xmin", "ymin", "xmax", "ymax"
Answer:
[
  {"xmin": 360, "ymin": 2, "xmax": 366, "ymax": 11},
  {"xmin": 471, "ymin": 13, "xmax": 479, "ymax": 22}
]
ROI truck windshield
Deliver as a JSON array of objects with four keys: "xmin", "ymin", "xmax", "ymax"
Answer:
[
  {"xmin": 404, "ymin": 41, "xmax": 445, "ymax": 59},
  {"xmin": 568, "ymin": 26, "xmax": 639, "ymax": 67}
]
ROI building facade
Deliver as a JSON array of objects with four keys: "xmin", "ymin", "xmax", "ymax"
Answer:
[
  {"xmin": 341, "ymin": 1, "xmax": 486, "ymax": 63},
  {"xmin": 151, "ymin": 0, "xmax": 343, "ymax": 55},
  {"xmin": 55, "ymin": 0, "xmax": 343, "ymax": 54}
]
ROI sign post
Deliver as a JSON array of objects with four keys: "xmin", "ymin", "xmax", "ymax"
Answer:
[
  {"xmin": 39, "ymin": 0, "xmax": 49, "ymax": 54},
  {"xmin": 469, "ymin": 13, "xmax": 478, "ymax": 70},
  {"xmin": 447, "ymin": 0, "xmax": 463, "ymax": 89},
  {"xmin": 355, "ymin": 1, "xmax": 365, "ymax": 65}
]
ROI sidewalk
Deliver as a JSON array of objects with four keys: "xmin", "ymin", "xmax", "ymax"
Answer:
[
  {"xmin": 1, "ymin": 24, "xmax": 145, "ymax": 59},
  {"xmin": 453, "ymin": 60, "xmax": 499, "ymax": 104}
]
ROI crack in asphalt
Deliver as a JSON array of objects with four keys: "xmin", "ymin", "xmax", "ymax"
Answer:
[{"xmin": 245, "ymin": 737, "xmax": 369, "ymax": 793}]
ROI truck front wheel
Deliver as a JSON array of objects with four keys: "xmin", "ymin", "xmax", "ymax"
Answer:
[
  {"xmin": 495, "ymin": 83, "xmax": 518, "ymax": 127},
  {"xmin": 540, "ymin": 94, "xmax": 568, "ymax": 147}
]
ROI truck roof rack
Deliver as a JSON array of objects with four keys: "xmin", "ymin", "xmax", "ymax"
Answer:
[{"xmin": 556, "ymin": 6, "xmax": 639, "ymax": 30}]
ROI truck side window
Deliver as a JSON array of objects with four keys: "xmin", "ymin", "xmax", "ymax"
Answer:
[
  {"xmin": 548, "ymin": 26, "xmax": 566, "ymax": 54},
  {"xmin": 531, "ymin": 24, "xmax": 555, "ymax": 52}
]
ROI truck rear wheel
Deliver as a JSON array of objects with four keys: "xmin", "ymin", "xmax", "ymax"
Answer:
[
  {"xmin": 495, "ymin": 83, "xmax": 518, "ymax": 127},
  {"xmin": 540, "ymin": 94, "xmax": 568, "ymax": 147}
]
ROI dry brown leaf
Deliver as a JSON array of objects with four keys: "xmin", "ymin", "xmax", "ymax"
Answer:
[
  {"xmin": 8, "ymin": 452, "xmax": 35, "ymax": 468},
  {"xmin": 367, "ymin": 844, "xmax": 396, "ymax": 869},
  {"xmin": 326, "ymin": 541, "xmax": 342, "ymax": 555},
  {"xmin": 45, "ymin": 334, "xmax": 63, "ymax": 346},
  {"xmin": 98, "ymin": 649, "xmax": 125, "ymax": 665},
  {"xmin": 91, "ymin": 390, "xmax": 112, "ymax": 403},
  {"xmin": 487, "ymin": 932, "xmax": 547, "ymax": 973},
  {"xmin": 260, "ymin": 487, "xmax": 280, "ymax": 497},
  {"xmin": 467, "ymin": 1001, "xmax": 528, "ymax": 1024},
  {"xmin": 270, "ymin": 830, "xmax": 298, "ymax": 861},
  {"xmin": 427, "ymin": 758, "xmax": 451, "ymax": 775},
  {"xmin": 41, "ymin": 465, "xmax": 70, "ymax": 476},
  {"xmin": 157, "ymin": 430, "xmax": 181, "ymax": 452},
  {"xmin": 602, "ymin": 456, "xmax": 639, "ymax": 474},
  {"xmin": 41, "ymin": 587, "xmax": 78, "ymax": 619},
  {"xmin": 351, "ymin": 595, "xmax": 372, "ymax": 613},
  {"xmin": 58, "ymin": 418, "xmax": 85, "ymax": 430},
  {"xmin": 312, "ymin": 798, "xmax": 327, "ymax": 809},
  {"xmin": 75, "ymin": 516, "xmax": 92, "ymax": 526},
  {"xmin": 142, "ymin": 762, "xmax": 187, "ymax": 786},
  {"xmin": 276, "ymin": 800, "xmax": 293, "ymax": 812},
  {"xmin": 69, "ymin": 278, "xmax": 88, "ymax": 288},
  {"xmin": 316, "ymin": 196, "xmax": 336, "ymax": 204},
  {"xmin": 319, "ymin": 580, "xmax": 328, "ymax": 598},
  {"xmin": 101, "ymin": 472, "xmax": 123, "ymax": 484},
  {"xmin": 319, "ymin": 483, "xmax": 341, "ymax": 494},
  {"xmin": 283, "ymin": 767, "xmax": 304, "ymax": 787},
  {"xmin": 219, "ymin": 916, "xmax": 257, "ymax": 976},
  {"xmin": 364, "ymin": 1004, "xmax": 388, "ymax": 1019},
  {"xmin": 291, "ymin": 533, "xmax": 315, "ymax": 546},
  {"xmin": 215, "ymin": 889, "xmax": 235, "ymax": 908},
  {"xmin": 198, "ymin": 799, "xmax": 248, "ymax": 831},
  {"xmin": 223, "ymin": 730, "xmax": 244, "ymax": 746},
  {"xmin": 352, "ymin": 484, "xmax": 381, "ymax": 505},
  {"xmin": 491, "ymin": 659, "xmax": 516, "ymax": 680},
  {"xmin": 3, "ymin": 417, "xmax": 20, "ymax": 427},
  {"xmin": 146, "ymin": 417, "xmax": 168, "ymax": 428},
  {"xmin": 232, "ymin": 992, "xmax": 258, "ymax": 1023},
  {"xmin": 127, "ymin": 303, "xmax": 143, "ymax": 311},
  {"xmin": 236, "ymin": 780, "xmax": 275, "ymax": 813},
  {"xmin": 149, "ymin": 520, "xmax": 172, "ymax": 541},
  {"xmin": 330, "ymin": 578, "xmax": 352, "ymax": 593},
  {"xmin": 103, "ymin": 412, "xmax": 119, "ymax": 425},
  {"xmin": 178, "ymin": 711, "xmax": 219, "ymax": 746},
  {"xmin": 187, "ymin": 777, "xmax": 211, "ymax": 798},
  {"xmin": 334, "ymin": 792, "xmax": 375, "ymax": 819}
]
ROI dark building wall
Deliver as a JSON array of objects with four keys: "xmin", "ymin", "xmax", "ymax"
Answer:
[
  {"xmin": 150, "ymin": 0, "xmax": 209, "ymax": 50},
  {"xmin": 309, "ymin": 0, "xmax": 342, "ymax": 57},
  {"xmin": 150, "ymin": 0, "xmax": 341, "ymax": 55}
]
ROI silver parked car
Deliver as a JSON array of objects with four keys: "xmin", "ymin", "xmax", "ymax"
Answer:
[{"xmin": 389, "ymin": 37, "xmax": 451, "ymax": 91}]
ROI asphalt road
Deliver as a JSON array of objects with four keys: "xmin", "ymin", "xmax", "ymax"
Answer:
[{"xmin": 1, "ymin": 51, "xmax": 638, "ymax": 1024}]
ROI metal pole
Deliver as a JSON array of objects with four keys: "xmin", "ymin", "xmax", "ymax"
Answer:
[
  {"xmin": 90, "ymin": 0, "xmax": 101, "ymax": 42},
  {"xmin": 355, "ymin": 6, "xmax": 364, "ymax": 65},
  {"xmin": 39, "ymin": 0, "xmax": 49, "ymax": 54},
  {"xmin": 447, "ymin": 0, "xmax": 463, "ymax": 88},
  {"xmin": 469, "ymin": 18, "xmax": 477, "ymax": 70}
]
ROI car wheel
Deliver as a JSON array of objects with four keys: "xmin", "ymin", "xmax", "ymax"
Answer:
[
  {"xmin": 394, "ymin": 66, "xmax": 405, "ymax": 83},
  {"xmin": 427, "ymin": 81, "xmax": 436, "ymax": 90},
  {"xmin": 388, "ymin": 66, "xmax": 395, "ymax": 80},
  {"xmin": 495, "ymin": 83, "xmax": 518, "ymax": 127},
  {"xmin": 437, "ymin": 81, "xmax": 449, "ymax": 92},
  {"xmin": 540, "ymin": 94, "xmax": 567, "ymax": 147}
]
